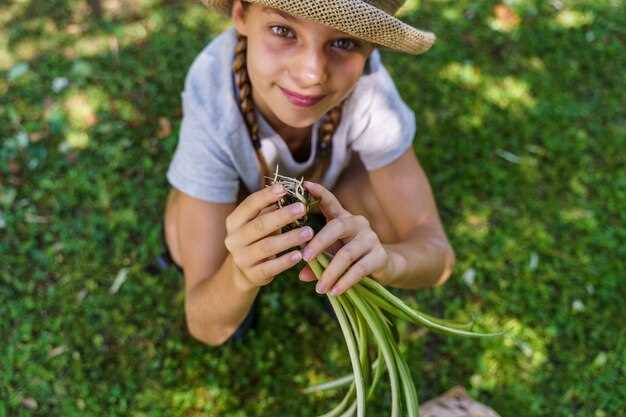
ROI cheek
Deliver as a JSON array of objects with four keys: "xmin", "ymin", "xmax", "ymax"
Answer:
[
  {"xmin": 332, "ymin": 60, "xmax": 365, "ymax": 93},
  {"xmin": 247, "ymin": 41, "xmax": 287, "ymax": 84}
]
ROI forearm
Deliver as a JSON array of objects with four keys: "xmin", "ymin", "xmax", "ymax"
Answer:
[
  {"xmin": 185, "ymin": 253, "xmax": 260, "ymax": 346},
  {"xmin": 376, "ymin": 226, "xmax": 455, "ymax": 289}
]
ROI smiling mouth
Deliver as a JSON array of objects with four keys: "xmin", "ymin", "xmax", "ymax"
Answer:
[{"xmin": 280, "ymin": 87, "xmax": 327, "ymax": 107}]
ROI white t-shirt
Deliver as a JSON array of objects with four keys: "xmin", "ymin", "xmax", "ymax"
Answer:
[{"xmin": 166, "ymin": 26, "xmax": 416, "ymax": 203}]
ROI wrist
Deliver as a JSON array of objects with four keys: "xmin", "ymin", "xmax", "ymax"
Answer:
[
  {"xmin": 232, "ymin": 264, "xmax": 258, "ymax": 293},
  {"xmin": 372, "ymin": 247, "xmax": 403, "ymax": 286}
]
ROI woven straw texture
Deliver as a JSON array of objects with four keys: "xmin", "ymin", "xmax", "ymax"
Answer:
[{"xmin": 200, "ymin": 0, "xmax": 436, "ymax": 55}]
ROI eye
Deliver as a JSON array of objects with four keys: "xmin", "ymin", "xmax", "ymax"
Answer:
[
  {"xmin": 332, "ymin": 38, "xmax": 359, "ymax": 51},
  {"xmin": 270, "ymin": 25, "xmax": 295, "ymax": 39}
]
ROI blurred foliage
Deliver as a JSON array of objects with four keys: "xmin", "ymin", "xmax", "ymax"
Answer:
[{"xmin": 1, "ymin": 0, "xmax": 625, "ymax": 416}]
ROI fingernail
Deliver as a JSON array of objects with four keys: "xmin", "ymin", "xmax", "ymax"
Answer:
[
  {"xmin": 291, "ymin": 203, "xmax": 304, "ymax": 214},
  {"xmin": 316, "ymin": 283, "xmax": 325, "ymax": 294},
  {"xmin": 272, "ymin": 184, "xmax": 284, "ymax": 194},
  {"xmin": 300, "ymin": 227, "xmax": 312, "ymax": 238},
  {"xmin": 302, "ymin": 248, "xmax": 313, "ymax": 261},
  {"xmin": 291, "ymin": 251, "xmax": 302, "ymax": 262}
]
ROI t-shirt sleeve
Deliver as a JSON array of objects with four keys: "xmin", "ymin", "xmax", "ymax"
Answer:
[
  {"xmin": 166, "ymin": 81, "xmax": 240, "ymax": 204},
  {"xmin": 349, "ymin": 56, "xmax": 416, "ymax": 172}
]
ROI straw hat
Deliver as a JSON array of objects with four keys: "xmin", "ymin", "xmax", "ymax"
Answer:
[{"xmin": 200, "ymin": 0, "xmax": 436, "ymax": 55}]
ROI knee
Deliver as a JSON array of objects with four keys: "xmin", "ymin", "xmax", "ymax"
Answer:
[{"xmin": 432, "ymin": 243, "xmax": 456, "ymax": 287}]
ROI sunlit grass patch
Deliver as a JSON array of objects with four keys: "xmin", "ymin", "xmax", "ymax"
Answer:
[
  {"xmin": 396, "ymin": 0, "xmax": 422, "ymax": 17},
  {"xmin": 438, "ymin": 63, "xmax": 535, "ymax": 110},
  {"xmin": 555, "ymin": 10, "xmax": 595, "ymax": 29},
  {"xmin": 483, "ymin": 76, "xmax": 536, "ymax": 111},
  {"xmin": 181, "ymin": 2, "xmax": 232, "ymax": 33},
  {"xmin": 559, "ymin": 207, "xmax": 598, "ymax": 230},
  {"xmin": 64, "ymin": 91, "xmax": 98, "ymax": 129},
  {"xmin": 59, "ymin": 129, "xmax": 89, "ymax": 151},
  {"xmin": 455, "ymin": 208, "xmax": 491, "ymax": 243},
  {"xmin": 441, "ymin": 7, "xmax": 463, "ymax": 22},
  {"xmin": 63, "ymin": 20, "xmax": 153, "ymax": 59},
  {"xmin": 470, "ymin": 316, "xmax": 548, "ymax": 391},
  {"xmin": 524, "ymin": 56, "xmax": 546, "ymax": 72},
  {"xmin": 488, "ymin": 4, "xmax": 521, "ymax": 33},
  {"xmin": 439, "ymin": 62, "xmax": 482, "ymax": 88}
]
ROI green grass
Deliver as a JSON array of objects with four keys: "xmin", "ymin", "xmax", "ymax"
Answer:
[{"xmin": 1, "ymin": 0, "xmax": 624, "ymax": 416}]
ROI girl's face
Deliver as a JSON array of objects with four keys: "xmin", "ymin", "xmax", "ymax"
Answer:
[{"xmin": 232, "ymin": 1, "xmax": 375, "ymax": 134}]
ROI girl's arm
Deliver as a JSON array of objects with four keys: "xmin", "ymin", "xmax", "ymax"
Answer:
[
  {"xmin": 374, "ymin": 224, "xmax": 455, "ymax": 289},
  {"xmin": 175, "ymin": 192, "xmax": 259, "ymax": 346},
  {"xmin": 368, "ymin": 149, "xmax": 456, "ymax": 289}
]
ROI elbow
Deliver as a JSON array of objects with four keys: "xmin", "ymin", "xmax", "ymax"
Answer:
[
  {"xmin": 185, "ymin": 308, "xmax": 231, "ymax": 347},
  {"xmin": 431, "ymin": 242, "xmax": 456, "ymax": 288},
  {"xmin": 187, "ymin": 321, "xmax": 218, "ymax": 347}
]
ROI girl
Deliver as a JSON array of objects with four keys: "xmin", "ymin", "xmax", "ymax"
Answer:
[
  {"xmin": 158, "ymin": 3, "xmax": 503, "ymax": 412},
  {"xmin": 162, "ymin": 0, "xmax": 455, "ymax": 348}
]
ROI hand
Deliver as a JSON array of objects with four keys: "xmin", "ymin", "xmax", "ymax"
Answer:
[
  {"xmin": 298, "ymin": 181, "xmax": 390, "ymax": 296},
  {"xmin": 224, "ymin": 183, "xmax": 315, "ymax": 290}
]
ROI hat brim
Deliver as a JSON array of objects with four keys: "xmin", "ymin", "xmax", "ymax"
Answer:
[{"xmin": 200, "ymin": 0, "xmax": 435, "ymax": 55}]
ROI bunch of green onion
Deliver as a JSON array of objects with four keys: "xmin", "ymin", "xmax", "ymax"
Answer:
[{"xmin": 268, "ymin": 169, "xmax": 503, "ymax": 417}]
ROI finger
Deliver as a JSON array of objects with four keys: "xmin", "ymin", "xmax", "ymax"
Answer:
[
  {"xmin": 315, "ymin": 235, "xmax": 369, "ymax": 294},
  {"xmin": 238, "ymin": 201, "xmax": 307, "ymax": 247},
  {"xmin": 328, "ymin": 249, "xmax": 387, "ymax": 296},
  {"xmin": 302, "ymin": 215, "xmax": 368, "ymax": 262},
  {"xmin": 248, "ymin": 249, "xmax": 303, "ymax": 286},
  {"xmin": 226, "ymin": 183, "xmax": 286, "ymax": 233},
  {"xmin": 259, "ymin": 204, "xmax": 281, "ymax": 237},
  {"xmin": 303, "ymin": 181, "xmax": 349, "ymax": 222},
  {"xmin": 299, "ymin": 265, "xmax": 316, "ymax": 282},
  {"xmin": 242, "ymin": 226, "xmax": 313, "ymax": 268},
  {"xmin": 259, "ymin": 204, "xmax": 279, "ymax": 215}
]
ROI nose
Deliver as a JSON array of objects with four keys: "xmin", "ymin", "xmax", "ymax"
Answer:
[{"xmin": 291, "ymin": 46, "xmax": 328, "ymax": 89}]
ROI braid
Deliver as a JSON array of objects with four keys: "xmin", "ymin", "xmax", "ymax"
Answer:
[
  {"xmin": 302, "ymin": 104, "xmax": 342, "ymax": 184},
  {"xmin": 233, "ymin": 33, "xmax": 344, "ymax": 193},
  {"xmin": 233, "ymin": 33, "xmax": 270, "ymax": 191}
]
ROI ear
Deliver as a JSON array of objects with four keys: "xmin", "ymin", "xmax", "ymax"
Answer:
[{"xmin": 231, "ymin": 0, "xmax": 249, "ymax": 36}]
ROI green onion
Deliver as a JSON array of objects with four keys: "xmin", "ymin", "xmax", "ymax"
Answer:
[{"xmin": 268, "ymin": 169, "xmax": 503, "ymax": 417}]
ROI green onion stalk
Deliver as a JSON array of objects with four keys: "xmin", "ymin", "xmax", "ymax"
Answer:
[{"xmin": 268, "ymin": 169, "xmax": 504, "ymax": 417}]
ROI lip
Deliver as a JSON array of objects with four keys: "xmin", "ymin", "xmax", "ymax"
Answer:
[{"xmin": 280, "ymin": 87, "xmax": 326, "ymax": 107}]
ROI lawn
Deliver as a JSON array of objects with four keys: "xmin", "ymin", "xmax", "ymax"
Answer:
[{"xmin": 1, "ymin": 0, "xmax": 624, "ymax": 416}]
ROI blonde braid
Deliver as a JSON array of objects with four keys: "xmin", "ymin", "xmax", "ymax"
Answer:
[
  {"xmin": 303, "ymin": 104, "xmax": 342, "ymax": 184},
  {"xmin": 233, "ymin": 33, "xmax": 270, "ymax": 192},
  {"xmin": 233, "ymin": 33, "xmax": 344, "ymax": 193}
]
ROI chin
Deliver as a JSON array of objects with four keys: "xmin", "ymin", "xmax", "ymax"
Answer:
[{"xmin": 275, "ymin": 107, "xmax": 322, "ymax": 129}]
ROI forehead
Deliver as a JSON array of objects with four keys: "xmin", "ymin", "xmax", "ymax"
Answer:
[{"xmin": 260, "ymin": 6, "xmax": 296, "ymax": 21}]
